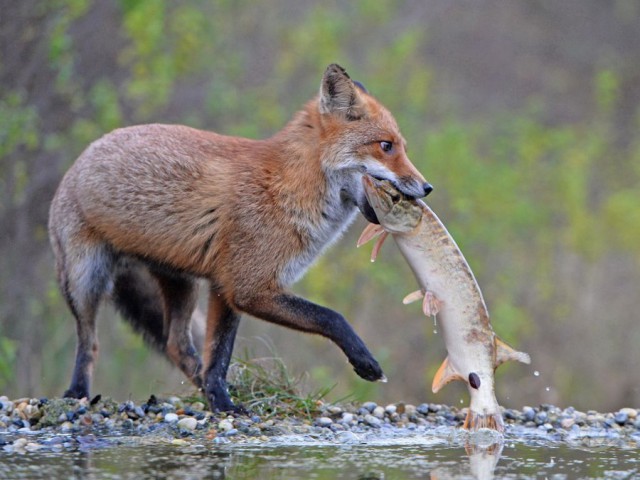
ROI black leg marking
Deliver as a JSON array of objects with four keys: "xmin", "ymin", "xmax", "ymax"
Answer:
[
  {"xmin": 236, "ymin": 292, "xmax": 384, "ymax": 382},
  {"xmin": 203, "ymin": 295, "xmax": 243, "ymax": 413}
]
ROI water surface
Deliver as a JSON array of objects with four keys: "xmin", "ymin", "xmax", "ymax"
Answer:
[{"xmin": 1, "ymin": 429, "xmax": 638, "ymax": 479}]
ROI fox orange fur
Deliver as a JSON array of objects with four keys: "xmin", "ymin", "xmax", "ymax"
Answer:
[{"xmin": 48, "ymin": 64, "xmax": 432, "ymax": 412}]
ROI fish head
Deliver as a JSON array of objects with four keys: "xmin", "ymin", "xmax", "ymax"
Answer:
[
  {"xmin": 362, "ymin": 175, "xmax": 423, "ymax": 233},
  {"xmin": 465, "ymin": 371, "xmax": 505, "ymax": 432}
]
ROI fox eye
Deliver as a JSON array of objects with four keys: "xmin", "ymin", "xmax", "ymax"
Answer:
[{"xmin": 380, "ymin": 141, "xmax": 393, "ymax": 153}]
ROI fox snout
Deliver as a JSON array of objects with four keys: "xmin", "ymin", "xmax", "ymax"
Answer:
[
  {"xmin": 396, "ymin": 178, "xmax": 433, "ymax": 199},
  {"xmin": 373, "ymin": 175, "xmax": 433, "ymax": 200},
  {"xmin": 358, "ymin": 177, "xmax": 432, "ymax": 224}
]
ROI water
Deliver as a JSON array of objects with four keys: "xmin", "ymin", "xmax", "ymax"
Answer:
[{"xmin": 0, "ymin": 430, "xmax": 638, "ymax": 479}]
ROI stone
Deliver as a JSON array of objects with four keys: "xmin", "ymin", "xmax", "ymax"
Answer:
[
  {"xmin": 336, "ymin": 431, "xmax": 360, "ymax": 444},
  {"xmin": 614, "ymin": 412, "xmax": 629, "ymax": 426},
  {"xmin": 340, "ymin": 413, "xmax": 354, "ymax": 424},
  {"xmin": 218, "ymin": 419, "xmax": 234, "ymax": 431},
  {"xmin": 404, "ymin": 404, "xmax": 417, "ymax": 416},
  {"xmin": 363, "ymin": 414, "xmax": 381, "ymax": 428},
  {"xmin": 372, "ymin": 406, "xmax": 385, "ymax": 419},
  {"xmin": 315, "ymin": 417, "xmax": 333, "ymax": 427},
  {"xmin": 326, "ymin": 405, "xmax": 342, "ymax": 415},
  {"xmin": 362, "ymin": 402, "xmax": 377, "ymax": 413},
  {"xmin": 560, "ymin": 417, "xmax": 575, "ymax": 429},
  {"xmin": 177, "ymin": 417, "xmax": 198, "ymax": 431},
  {"xmin": 619, "ymin": 408, "xmax": 637, "ymax": 419},
  {"xmin": 164, "ymin": 413, "xmax": 179, "ymax": 423},
  {"xmin": 522, "ymin": 406, "xmax": 536, "ymax": 422}
]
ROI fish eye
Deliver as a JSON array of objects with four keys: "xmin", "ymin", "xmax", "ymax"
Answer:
[
  {"xmin": 468, "ymin": 372, "xmax": 481, "ymax": 389},
  {"xmin": 379, "ymin": 141, "xmax": 393, "ymax": 153}
]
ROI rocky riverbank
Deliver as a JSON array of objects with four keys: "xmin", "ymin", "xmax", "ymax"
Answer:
[{"xmin": 1, "ymin": 394, "xmax": 639, "ymax": 453}]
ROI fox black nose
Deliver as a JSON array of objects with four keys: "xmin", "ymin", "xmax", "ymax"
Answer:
[{"xmin": 423, "ymin": 182, "xmax": 433, "ymax": 197}]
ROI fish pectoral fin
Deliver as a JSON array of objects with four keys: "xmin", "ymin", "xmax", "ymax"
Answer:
[
  {"xmin": 402, "ymin": 290, "xmax": 443, "ymax": 317},
  {"xmin": 357, "ymin": 223, "xmax": 385, "ymax": 247},
  {"xmin": 402, "ymin": 289, "xmax": 424, "ymax": 305},
  {"xmin": 422, "ymin": 291, "xmax": 442, "ymax": 317},
  {"xmin": 370, "ymin": 231, "xmax": 389, "ymax": 262},
  {"xmin": 495, "ymin": 337, "xmax": 531, "ymax": 367},
  {"xmin": 356, "ymin": 224, "xmax": 389, "ymax": 262},
  {"xmin": 432, "ymin": 357, "xmax": 464, "ymax": 393}
]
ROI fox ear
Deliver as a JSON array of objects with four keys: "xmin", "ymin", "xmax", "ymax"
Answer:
[{"xmin": 319, "ymin": 64, "xmax": 365, "ymax": 120}]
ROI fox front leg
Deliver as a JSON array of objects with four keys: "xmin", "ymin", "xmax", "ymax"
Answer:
[
  {"xmin": 202, "ymin": 291, "xmax": 244, "ymax": 414},
  {"xmin": 234, "ymin": 290, "xmax": 386, "ymax": 383}
]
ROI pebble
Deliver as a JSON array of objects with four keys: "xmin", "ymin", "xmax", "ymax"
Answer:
[
  {"xmin": 614, "ymin": 412, "xmax": 628, "ymax": 425},
  {"xmin": 340, "ymin": 413, "xmax": 354, "ymax": 424},
  {"xmin": 404, "ymin": 404, "xmax": 416, "ymax": 416},
  {"xmin": 0, "ymin": 394, "xmax": 638, "ymax": 451},
  {"xmin": 522, "ymin": 406, "xmax": 536, "ymax": 422},
  {"xmin": 315, "ymin": 417, "xmax": 333, "ymax": 427},
  {"xmin": 416, "ymin": 403, "xmax": 430, "ymax": 415},
  {"xmin": 177, "ymin": 417, "xmax": 198, "ymax": 431},
  {"xmin": 560, "ymin": 417, "xmax": 575, "ymax": 429},
  {"xmin": 336, "ymin": 431, "xmax": 360, "ymax": 444},
  {"xmin": 164, "ymin": 413, "xmax": 179, "ymax": 423},
  {"xmin": 326, "ymin": 405, "xmax": 342, "ymax": 415},
  {"xmin": 372, "ymin": 406, "xmax": 385, "ymax": 419},
  {"xmin": 218, "ymin": 419, "xmax": 234, "ymax": 431},
  {"xmin": 619, "ymin": 408, "xmax": 637, "ymax": 419},
  {"xmin": 361, "ymin": 402, "xmax": 377, "ymax": 413},
  {"xmin": 363, "ymin": 414, "xmax": 381, "ymax": 428}
]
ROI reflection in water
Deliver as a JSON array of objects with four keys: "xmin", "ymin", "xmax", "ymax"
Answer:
[
  {"xmin": 465, "ymin": 442, "xmax": 503, "ymax": 480},
  {"xmin": 431, "ymin": 430, "xmax": 504, "ymax": 480},
  {"xmin": 1, "ymin": 431, "xmax": 639, "ymax": 479}
]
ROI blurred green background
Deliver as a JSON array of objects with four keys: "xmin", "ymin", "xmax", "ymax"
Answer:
[{"xmin": 1, "ymin": 0, "xmax": 639, "ymax": 412}]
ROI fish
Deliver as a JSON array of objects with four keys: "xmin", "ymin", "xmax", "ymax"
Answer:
[{"xmin": 358, "ymin": 175, "xmax": 530, "ymax": 431}]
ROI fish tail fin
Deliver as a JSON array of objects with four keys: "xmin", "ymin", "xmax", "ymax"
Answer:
[{"xmin": 495, "ymin": 337, "xmax": 531, "ymax": 367}]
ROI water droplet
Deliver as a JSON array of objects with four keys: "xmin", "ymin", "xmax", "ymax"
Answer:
[
  {"xmin": 433, "ymin": 329, "xmax": 438, "ymax": 334},
  {"xmin": 534, "ymin": 370, "xmax": 540, "ymax": 377}
]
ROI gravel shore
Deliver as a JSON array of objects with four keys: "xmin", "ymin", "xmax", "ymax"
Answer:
[{"xmin": 1, "ymin": 395, "xmax": 639, "ymax": 453}]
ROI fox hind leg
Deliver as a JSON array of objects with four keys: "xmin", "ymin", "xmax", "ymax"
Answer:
[
  {"xmin": 152, "ymin": 269, "xmax": 203, "ymax": 389},
  {"xmin": 55, "ymin": 240, "xmax": 114, "ymax": 399}
]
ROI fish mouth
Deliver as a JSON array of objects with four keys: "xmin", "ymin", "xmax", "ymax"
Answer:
[
  {"xmin": 463, "ymin": 410, "xmax": 505, "ymax": 433},
  {"xmin": 358, "ymin": 196, "xmax": 380, "ymax": 224},
  {"xmin": 360, "ymin": 175, "xmax": 401, "ymax": 221}
]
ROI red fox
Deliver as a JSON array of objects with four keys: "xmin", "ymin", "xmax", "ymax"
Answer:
[{"xmin": 48, "ymin": 64, "xmax": 432, "ymax": 412}]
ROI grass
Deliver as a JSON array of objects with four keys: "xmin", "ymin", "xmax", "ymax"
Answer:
[{"xmin": 226, "ymin": 351, "xmax": 335, "ymax": 419}]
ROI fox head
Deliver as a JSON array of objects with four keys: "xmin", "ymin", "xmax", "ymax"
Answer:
[{"xmin": 317, "ymin": 64, "xmax": 432, "ymax": 224}]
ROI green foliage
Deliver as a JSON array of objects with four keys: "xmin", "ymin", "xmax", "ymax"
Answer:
[
  {"xmin": 228, "ymin": 351, "xmax": 333, "ymax": 419},
  {"xmin": 0, "ymin": 92, "xmax": 39, "ymax": 211},
  {"xmin": 0, "ymin": 336, "xmax": 17, "ymax": 390},
  {"xmin": 4, "ymin": 0, "xmax": 640, "ymax": 411}
]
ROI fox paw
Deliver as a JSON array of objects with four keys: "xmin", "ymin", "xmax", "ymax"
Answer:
[{"xmin": 352, "ymin": 358, "xmax": 385, "ymax": 382}]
